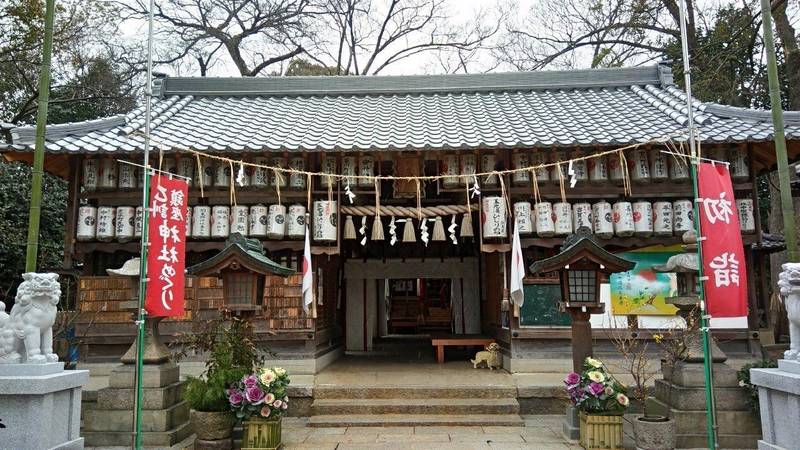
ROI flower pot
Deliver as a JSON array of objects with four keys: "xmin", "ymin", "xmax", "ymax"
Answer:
[
  {"xmin": 633, "ymin": 415, "xmax": 677, "ymax": 450},
  {"xmin": 579, "ymin": 412, "xmax": 623, "ymax": 450},
  {"xmin": 242, "ymin": 416, "xmax": 282, "ymax": 450},
  {"xmin": 189, "ymin": 410, "xmax": 235, "ymax": 440}
]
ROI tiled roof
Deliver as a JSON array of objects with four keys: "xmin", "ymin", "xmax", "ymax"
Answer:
[{"xmin": 3, "ymin": 63, "xmax": 800, "ymax": 154}]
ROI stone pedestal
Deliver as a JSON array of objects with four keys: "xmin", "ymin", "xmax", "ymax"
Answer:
[
  {"xmin": 751, "ymin": 360, "xmax": 800, "ymax": 450},
  {"xmin": 0, "ymin": 363, "xmax": 89, "ymax": 450},
  {"xmin": 647, "ymin": 360, "xmax": 761, "ymax": 449},
  {"xmin": 82, "ymin": 362, "xmax": 191, "ymax": 448},
  {"xmin": 562, "ymin": 405, "xmax": 580, "ymax": 440}
]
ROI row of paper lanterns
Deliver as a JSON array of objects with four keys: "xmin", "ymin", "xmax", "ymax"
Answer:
[
  {"xmin": 481, "ymin": 196, "xmax": 756, "ymax": 239},
  {"xmin": 79, "ymin": 147, "xmax": 750, "ymax": 191},
  {"xmin": 76, "ymin": 201, "xmax": 341, "ymax": 243}
]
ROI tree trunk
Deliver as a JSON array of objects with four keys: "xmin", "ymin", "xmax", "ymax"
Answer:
[{"xmin": 771, "ymin": 0, "xmax": 800, "ymax": 109}]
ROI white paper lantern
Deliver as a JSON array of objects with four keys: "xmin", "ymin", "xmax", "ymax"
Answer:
[
  {"xmin": 118, "ymin": 162, "xmax": 137, "ymax": 189},
  {"xmin": 553, "ymin": 202, "xmax": 572, "ymax": 236},
  {"xmin": 214, "ymin": 162, "xmax": 231, "ymax": 187},
  {"xmin": 289, "ymin": 157, "xmax": 306, "ymax": 189},
  {"xmin": 632, "ymin": 201, "xmax": 653, "ymax": 237},
  {"xmin": 312, "ymin": 200, "xmax": 338, "ymax": 242},
  {"xmin": 572, "ymin": 202, "xmax": 593, "ymax": 232},
  {"xmin": 461, "ymin": 154, "xmax": 477, "ymax": 177},
  {"xmin": 608, "ymin": 153, "xmax": 625, "ymax": 182},
  {"xmin": 570, "ymin": 151, "xmax": 588, "ymax": 182},
  {"xmin": 729, "ymin": 147, "xmax": 750, "ymax": 182},
  {"xmin": 514, "ymin": 202, "xmax": 533, "ymax": 234},
  {"xmin": 592, "ymin": 201, "xmax": 614, "ymax": 239},
  {"xmin": 737, "ymin": 198, "xmax": 756, "ymax": 234},
  {"xmin": 192, "ymin": 206, "xmax": 211, "ymax": 239},
  {"xmin": 653, "ymin": 201, "xmax": 673, "ymax": 236},
  {"xmin": 211, "ymin": 206, "xmax": 230, "ymax": 239},
  {"xmin": 512, "ymin": 152, "xmax": 530, "ymax": 185},
  {"xmin": 251, "ymin": 157, "xmax": 270, "ymax": 187},
  {"xmin": 249, "ymin": 205, "xmax": 268, "ymax": 237},
  {"xmin": 177, "ymin": 157, "xmax": 194, "ymax": 187},
  {"xmin": 114, "ymin": 206, "xmax": 135, "ymax": 242},
  {"xmin": 185, "ymin": 206, "xmax": 192, "ymax": 239},
  {"xmin": 76, "ymin": 206, "xmax": 97, "ymax": 241},
  {"xmin": 99, "ymin": 158, "xmax": 117, "ymax": 189},
  {"xmin": 613, "ymin": 201, "xmax": 635, "ymax": 237},
  {"xmin": 287, "ymin": 204, "xmax": 307, "ymax": 239},
  {"xmin": 96, "ymin": 206, "xmax": 116, "ymax": 242},
  {"xmin": 481, "ymin": 153, "xmax": 498, "ymax": 186},
  {"xmin": 266, "ymin": 204, "xmax": 286, "ymax": 239},
  {"xmin": 481, "ymin": 196, "xmax": 507, "ymax": 239},
  {"xmin": 270, "ymin": 157, "xmax": 288, "ymax": 188},
  {"xmin": 231, "ymin": 205, "xmax": 249, "ymax": 236},
  {"xmin": 358, "ymin": 155, "xmax": 374, "ymax": 187},
  {"xmin": 532, "ymin": 152, "xmax": 549, "ymax": 183},
  {"xmin": 588, "ymin": 155, "xmax": 608, "ymax": 183},
  {"xmin": 631, "ymin": 149, "xmax": 650, "ymax": 183},
  {"xmin": 442, "ymin": 154, "xmax": 460, "ymax": 188},
  {"xmin": 199, "ymin": 161, "xmax": 214, "ymax": 187},
  {"xmin": 535, "ymin": 202, "xmax": 555, "ymax": 238},
  {"xmin": 649, "ymin": 150, "xmax": 669, "ymax": 182},
  {"xmin": 321, "ymin": 156, "xmax": 338, "ymax": 187},
  {"xmin": 341, "ymin": 156, "xmax": 357, "ymax": 186},
  {"xmin": 82, "ymin": 158, "xmax": 99, "ymax": 191},
  {"xmin": 135, "ymin": 206, "xmax": 144, "ymax": 238},
  {"xmin": 669, "ymin": 157, "xmax": 690, "ymax": 182},
  {"xmin": 238, "ymin": 163, "xmax": 251, "ymax": 187},
  {"xmin": 673, "ymin": 199, "xmax": 694, "ymax": 235},
  {"xmin": 549, "ymin": 150, "xmax": 567, "ymax": 183}
]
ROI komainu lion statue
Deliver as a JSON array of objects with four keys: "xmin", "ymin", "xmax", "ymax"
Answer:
[
  {"xmin": 0, "ymin": 273, "xmax": 61, "ymax": 364},
  {"xmin": 778, "ymin": 263, "xmax": 800, "ymax": 361},
  {"xmin": 471, "ymin": 342, "xmax": 502, "ymax": 370}
]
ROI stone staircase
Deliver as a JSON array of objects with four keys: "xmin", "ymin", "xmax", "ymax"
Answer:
[{"xmin": 308, "ymin": 384, "xmax": 525, "ymax": 427}]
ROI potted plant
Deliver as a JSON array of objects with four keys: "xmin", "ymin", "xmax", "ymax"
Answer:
[
  {"xmin": 609, "ymin": 324, "xmax": 676, "ymax": 450},
  {"xmin": 564, "ymin": 357, "xmax": 628, "ymax": 450},
  {"xmin": 228, "ymin": 367, "xmax": 291, "ymax": 450},
  {"xmin": 175, "ymin": 315, "xmax": 264, "ymax": 442}
]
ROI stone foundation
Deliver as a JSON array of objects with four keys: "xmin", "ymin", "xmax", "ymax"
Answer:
[{"xmin": 751, "ymin": 360, "xmax": 800, "ymax": 450}]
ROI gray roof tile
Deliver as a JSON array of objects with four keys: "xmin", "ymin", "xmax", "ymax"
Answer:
[{"xmin": 4, "ymin": 64, "xmax": 800, "ymax": 155}]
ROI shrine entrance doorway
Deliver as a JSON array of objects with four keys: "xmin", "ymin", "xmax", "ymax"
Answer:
[{"xmin": 343, "ymin": 258, "xmax": 481, "ymax": 353}]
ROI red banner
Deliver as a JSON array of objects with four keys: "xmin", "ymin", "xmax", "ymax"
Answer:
[
  {"xmin": 145, "ymin": 175, "xmax": 188, "ymax": 317},
  {"xmin": 697, "ymin": 163, "xmax": 748, "ymax": 318}
]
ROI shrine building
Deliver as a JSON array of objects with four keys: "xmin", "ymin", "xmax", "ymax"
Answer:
[{"xmin": 2, "ymin": 61, "xmax": 799, "ymax": 377}]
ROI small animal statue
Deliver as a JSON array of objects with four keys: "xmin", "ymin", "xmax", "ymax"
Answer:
[
  {"xmin": 471, "ymin": 342, "xmax": 502, "ymax": 370},
  {"xmin": 778, "ymin": 263, "xmax": 800, "ymax": 361},
  {"xmin": 0, "ymin": 273, "xmax": 61, "ymax": 364}
]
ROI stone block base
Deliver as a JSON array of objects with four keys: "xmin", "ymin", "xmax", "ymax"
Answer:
[
  {"xmin": 562, "ymin": 405, "xmax": 579, "ymax": 440},
  {"xmin": 751, "ymin": 366, "xmax": 800, "ymax": 450},
  {"xmin": 195, "ymin": 437, "xmax": 233, "ymax": 450},
  {"xmin": 0, "ymin": 369, "xmax": 89, "ymax": 450}
]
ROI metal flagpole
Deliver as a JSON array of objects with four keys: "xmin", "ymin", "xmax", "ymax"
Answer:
[
  {"xmin": 678, "ymin": 0, "xmax": 718, "ymax": 448},
  {"xmin": 133, "ymin": 0, "xmax": 157, "ymax": 447}
]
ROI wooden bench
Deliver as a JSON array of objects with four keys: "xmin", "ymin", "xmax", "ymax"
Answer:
[{"xmin": 430, "ymin": 336, "xmax": 495, "ymax": 364}]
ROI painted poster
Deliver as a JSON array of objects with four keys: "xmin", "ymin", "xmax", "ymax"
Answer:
[{"xmin": 609, "ymin": 252, "xmax": 679, "ymax": 315}]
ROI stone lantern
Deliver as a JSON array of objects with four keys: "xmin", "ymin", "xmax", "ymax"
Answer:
[{"xmin": 529, "ymin": 227, "xmax": 635, "ymax": 373}]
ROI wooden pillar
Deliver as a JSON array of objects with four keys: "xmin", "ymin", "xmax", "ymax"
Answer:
[
  {"xmin": 63, "ymin": 156, "xmax": 80, "ymax": 269},
  {"xmin": 568, "ymin": 309, "xmax": 593, "ymax": 374}
]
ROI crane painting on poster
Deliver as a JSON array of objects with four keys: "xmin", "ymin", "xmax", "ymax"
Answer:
[{"xmin": 609, "ymin": 252, "xmax": 679, "ymax": 315}]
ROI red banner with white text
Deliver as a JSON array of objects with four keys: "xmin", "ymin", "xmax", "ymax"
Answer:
[
  {"xmin": 697, "ymin": 163, "xmax": 748, "ymax": 318},
  {"xmin": 145, "ymin": 175, "xmax": 188, "ymax": 317}
]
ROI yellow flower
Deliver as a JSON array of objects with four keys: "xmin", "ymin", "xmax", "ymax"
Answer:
[
  {"xmin": 259, "ymin": 369, "xmax": 276, "ymax": 385},
  {"xmin": 585, "ymin": 357, "xmax": 603, "ymax": 368},
  {"xmin": 587, "ymin": 371, "xmax": 605, "ymax": 383},
  {"xmin": 274, "ymin": 367, "xmax": 286, "ymax": 377},
  {"xmin": 653, "ymin": 334, "xmax": 663, "ymax": 344}
]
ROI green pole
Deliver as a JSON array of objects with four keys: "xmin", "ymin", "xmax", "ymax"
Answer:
[
  {"xmin": 24, "ymin": 0, "xmax": 56, "ymax": 273},
  {"xmin": 759, "ymin": 0, "xmax": 798, "ymax": 263}
]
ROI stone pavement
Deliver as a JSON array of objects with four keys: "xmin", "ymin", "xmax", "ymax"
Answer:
[{"xmin": 280, "ymin": 415, "xmax": 584, "ymax": 450}]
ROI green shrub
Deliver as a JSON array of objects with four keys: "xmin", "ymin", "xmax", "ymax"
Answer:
[{"xmin": 737, "ymin": 359, "xmax": 778, "ymax": 413}]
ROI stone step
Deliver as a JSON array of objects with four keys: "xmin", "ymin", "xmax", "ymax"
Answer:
[
  {"xmin": 310, "ymin": 398, "xmax": 520, "ymax": 415},
  {"xmin": 647, "ymin": 398, "xmax": 762, "ymax": 435},
  {"xmin": 676, "ymin": 433, "xmax": 761, "ymax": 449},
  {"xmin": 83, "ymin": 420, "xmax": 193, "ymax": 448},
  {"xmin": 308, "ymin": 413, "xmax": 525, "ymax": 428},
  {"xmin": 83, "ymin": 400, "xmax": 189, "ymax": 432},
  {"xmin": 313, "ymin": 385, "xmax": 517, "ymax": 399}
]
